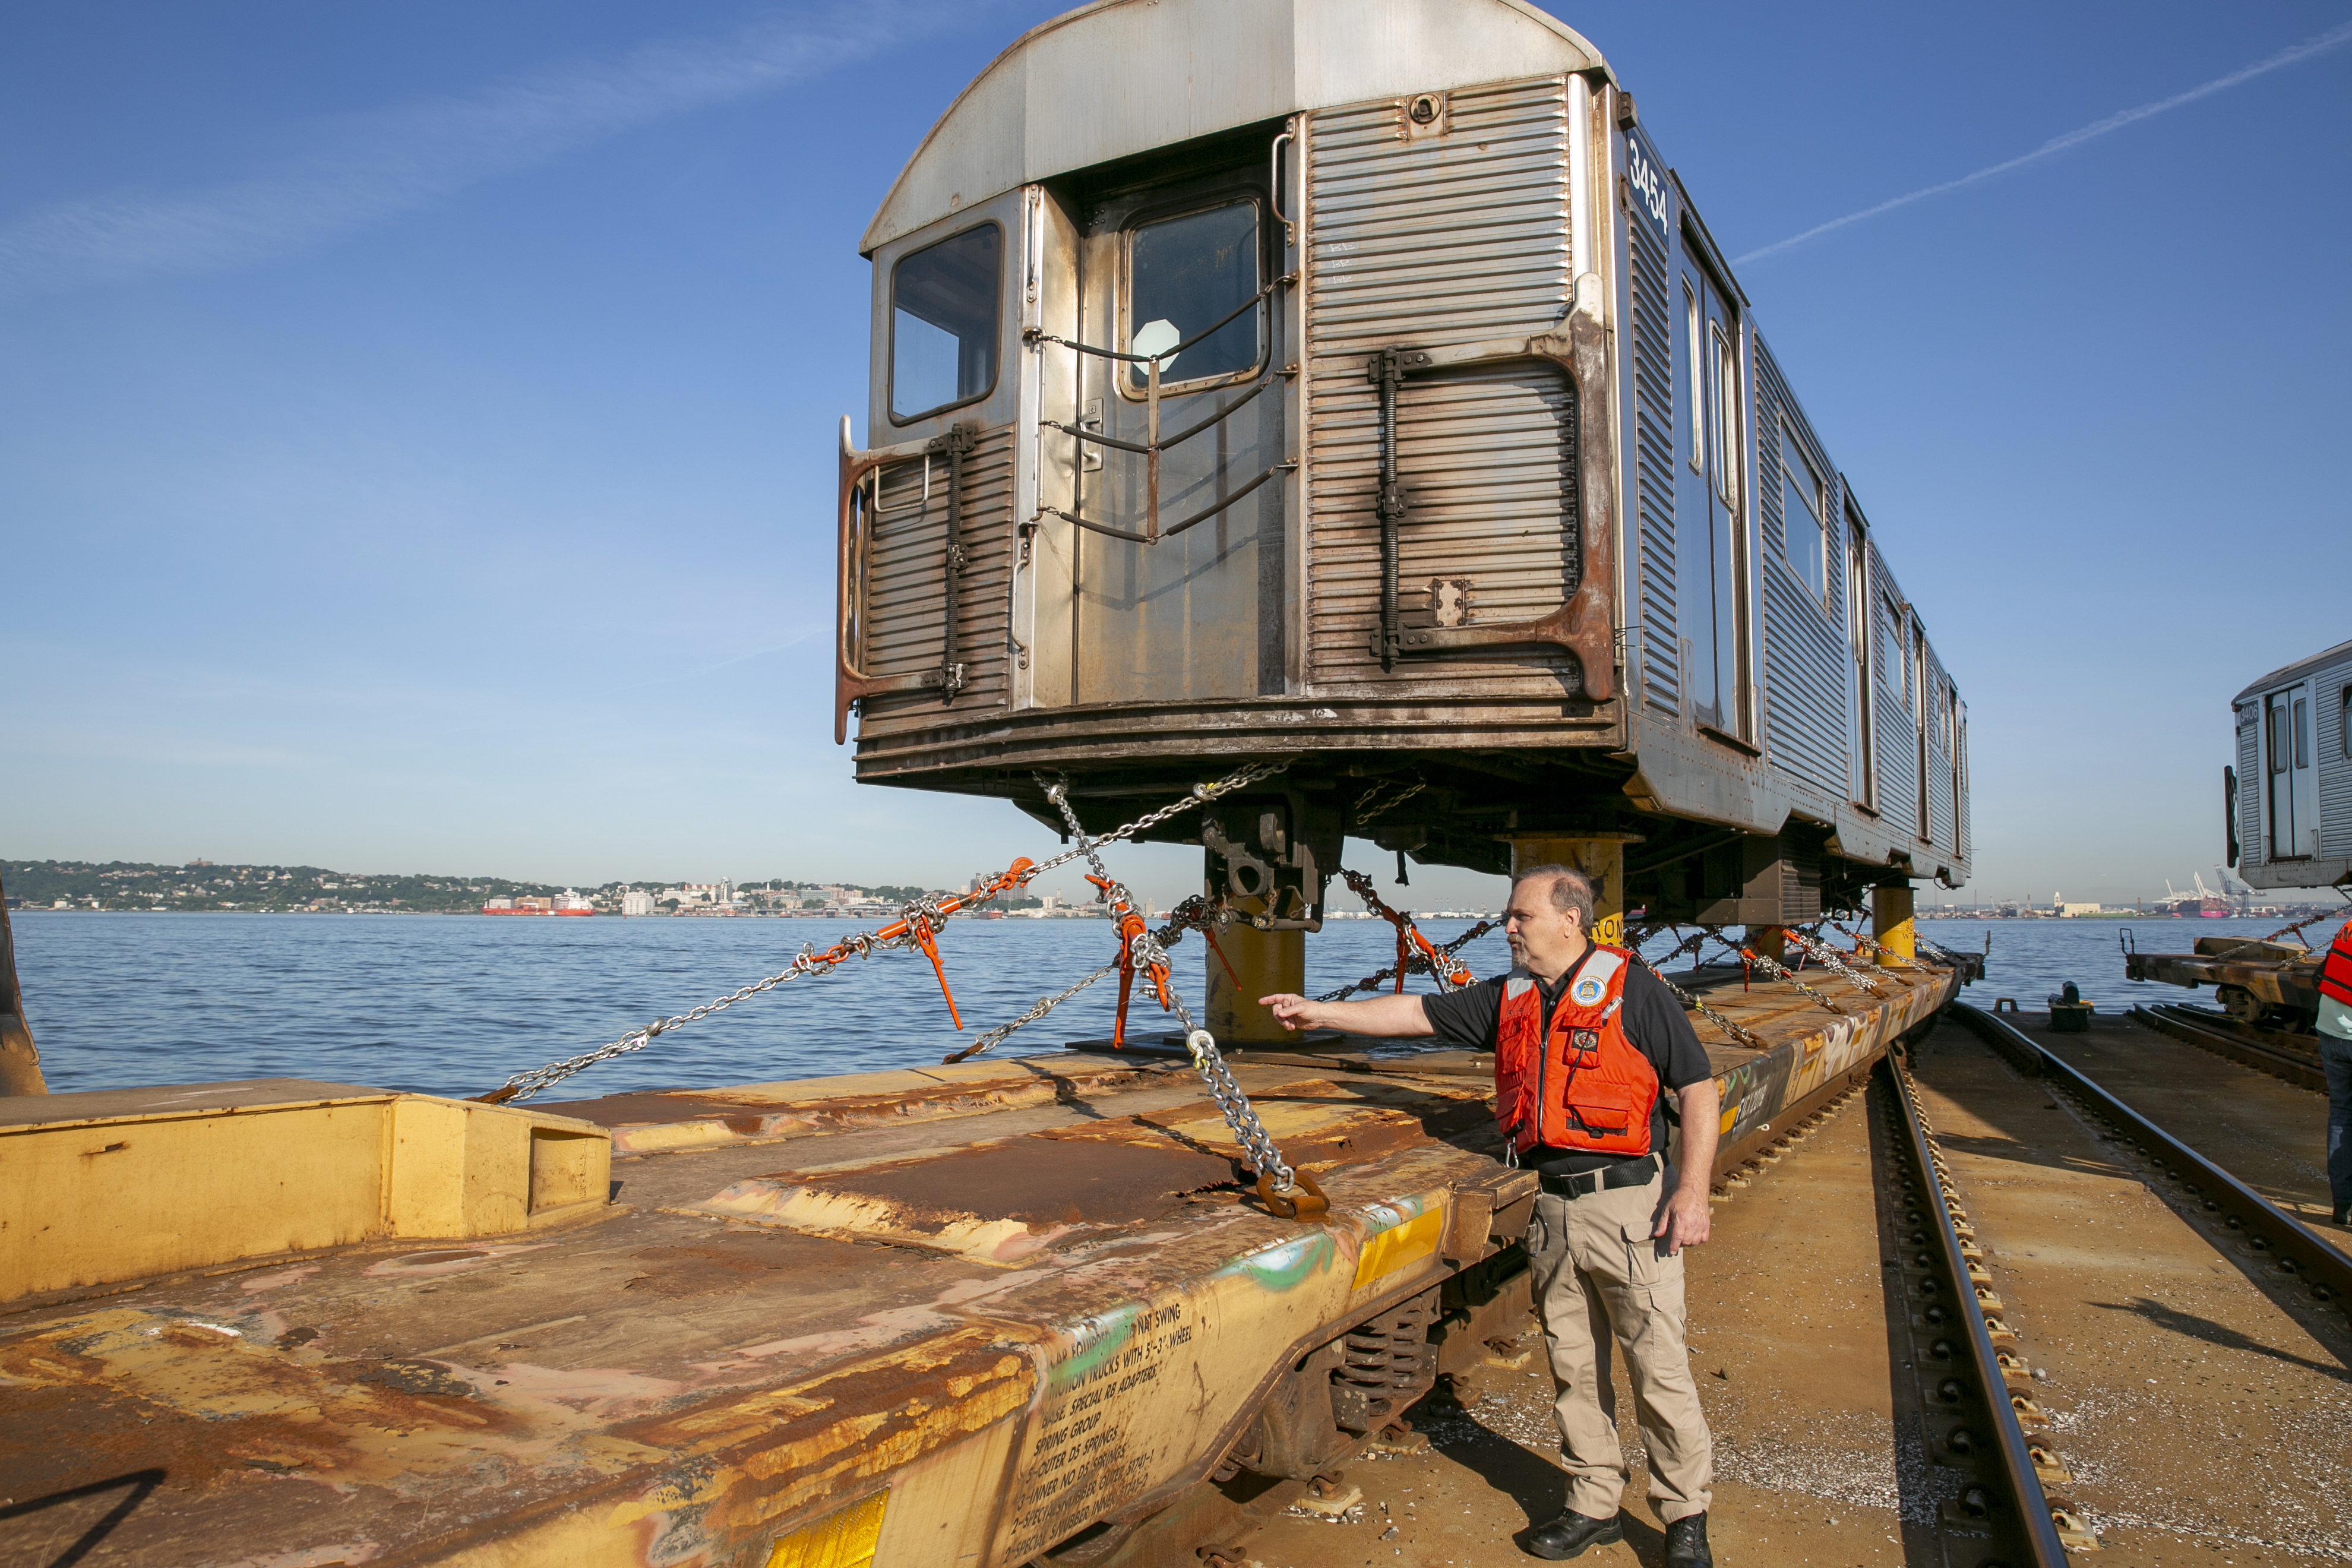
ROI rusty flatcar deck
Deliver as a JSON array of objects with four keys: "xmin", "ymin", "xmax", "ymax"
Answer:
[{"xmin": 0, "ymin": 959, "xmax": 1957, "ymax": 1568}]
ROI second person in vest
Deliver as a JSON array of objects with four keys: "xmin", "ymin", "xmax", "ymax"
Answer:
[{"xmin": 1260, "ymin": 865, "xmax": 1721, "ymax": 1566}]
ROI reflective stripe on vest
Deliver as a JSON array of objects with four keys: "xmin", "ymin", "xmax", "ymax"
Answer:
[
  {"xmin": 2322, "ymin": 924, "xmax": 2352, "ymax": 1007},
  {"xmin": 1491, "ymin": 945, "xmax": 1658, "ymax": 1158}
]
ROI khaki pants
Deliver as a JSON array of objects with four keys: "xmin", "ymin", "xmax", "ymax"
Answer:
[{"xmin": 1525, "ymin": 1174, "xmax": 1713, "ymax": 1523}]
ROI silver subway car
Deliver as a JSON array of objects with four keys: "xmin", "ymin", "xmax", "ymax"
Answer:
[
  {"xmin": 2230, "ymin": 638, "xmax": 2352, "ymax": 890},
  {"xmin": 833, "ymin": 0, "xmax": 1968, "ymax": 934}
]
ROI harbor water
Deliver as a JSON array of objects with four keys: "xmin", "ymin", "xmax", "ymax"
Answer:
[{"xmin": 8, "ymin": 911, "xmax": 2328, "ymax": 1101}]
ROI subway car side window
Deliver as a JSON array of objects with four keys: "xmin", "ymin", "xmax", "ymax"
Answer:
[
  {"xmin": 890, "ymin": 224, "xmax": 1002, "ymax": 423},
  {"xmin": 1126, "ymin": 201, "xmax": 1260, "ymax": 390}
]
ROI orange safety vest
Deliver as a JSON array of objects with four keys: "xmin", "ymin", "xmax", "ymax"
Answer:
[
  {"xmin": 2322, "ymin": 922, "xmax": 2352, "ymax": 1007},
  {"xmin": 1492, "ymin": 946, "xmax": 1659, "ymax": 1159}
]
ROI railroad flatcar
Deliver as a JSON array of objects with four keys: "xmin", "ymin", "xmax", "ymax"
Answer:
[
  {"xmin": 834, "ymin": 0, "xmax": 1970, "ymax": 1026},
  {"xmin": 2229, "ymin": 637, "xmax": 2352, "ymax": 890}
]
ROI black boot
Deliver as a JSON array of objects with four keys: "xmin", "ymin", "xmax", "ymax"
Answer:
[
  {"xmin": 1665, "ymin": 1513, "xmax": 1714, "ymax": 1568},
  {"xmin": 1523, "ymin": 1510, "xmax": 1624, "ymax": 1560}
]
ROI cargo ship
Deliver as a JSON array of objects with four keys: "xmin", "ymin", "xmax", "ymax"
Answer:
[{"xmin": 482, "ymin": 890, "xmax": 596, "ymax": 916}]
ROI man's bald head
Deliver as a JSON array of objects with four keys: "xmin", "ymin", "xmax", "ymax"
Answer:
[{"xmin": 1512, "ymin": 864, "xmax": 1595, "ymax": 934}]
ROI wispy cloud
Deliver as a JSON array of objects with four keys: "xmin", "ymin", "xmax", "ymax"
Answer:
[
  {"xmin": 0, "ymin": 1, "xmax": 956, "ymax": 298},
  {"xmin": 1737, "ymin": 18, "xmax": 2352, "ymax": 264}
]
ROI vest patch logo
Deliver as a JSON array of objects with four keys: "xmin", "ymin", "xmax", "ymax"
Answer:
[
  {"xmin": 1571, "ymin": 1028, "xmax": 1599, "ymax": 1054},
  {"xmin": 1571, "ymin": 975, "xmax": 1607, "ymax": 1006}
]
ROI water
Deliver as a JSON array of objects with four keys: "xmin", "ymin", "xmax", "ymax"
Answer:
[
  {"xmin": 8, "ymin": 912, "xmax": 1517, "ymax": 1101},
  {"xmin": 11, "ymin": 912, "xmax": 2323, "ymax": 1102}
]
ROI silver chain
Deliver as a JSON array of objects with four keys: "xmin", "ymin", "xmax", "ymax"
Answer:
[
  {"xmin": 1045, "ymin": 779, "xmax": 1300, "ymax": 1194},
  {"xmin": 942, "ymin": 963, "xmax": 1116, "ymax": 1064},
  {"xmin": 1029, "ymin": 759, "xmax": 1291, "ymax": 880},
  {"xmin": 483, "ymin": 758, "xmax": 1292, "ymax": 1104},
  {"xmin": 1623, "ymin": 933, "xmax": 1768, "ymax": 1050},
  {"xmin": 1782, "ymin": 926, "xmax": 1884, "ymax": 994},
  {"xmin": 1352, "ymin": 779, "xmax": 1426, "ymax": 824}
]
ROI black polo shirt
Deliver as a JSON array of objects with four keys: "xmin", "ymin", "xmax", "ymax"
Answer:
[{"xmin": 1422, "ymin": 946, "xmax": 1713, "ymax": 1177}]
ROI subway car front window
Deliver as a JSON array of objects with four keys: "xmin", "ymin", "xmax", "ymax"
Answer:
[
  {"xmin": 890, "ymin": 224, "xmax": 1001, "ymax": 423},
  {"xmin": 1126, "ymin": 201, "xmax": 1260, "ymax": 390}
]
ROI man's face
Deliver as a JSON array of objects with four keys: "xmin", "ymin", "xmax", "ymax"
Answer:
[{"xmin": 1503, "ymin": 875, "xmax": 1586, "ymax": 978}]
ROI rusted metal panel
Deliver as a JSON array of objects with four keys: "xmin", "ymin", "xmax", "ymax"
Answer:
[
  {"xmin": 1303, "ymin": 77, "xmax": 1585, "ymax": 694},
  {"xmin": 853, "ymin": 425, "xmax": 1017, "ymax": 738},
  {"xmin": 0, "ymin": 951, "xmax": 1963, "ymax": 1567}
]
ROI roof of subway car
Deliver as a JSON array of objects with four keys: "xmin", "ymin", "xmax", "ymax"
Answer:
[{"xmin": 861, "ymin": 0, "xmax": 1611, "ymax": 255}]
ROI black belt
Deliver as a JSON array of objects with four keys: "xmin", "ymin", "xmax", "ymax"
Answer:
[{"xmin": 1535, "ymin": 1152, "xmax": 1663, "ymax": 1199}]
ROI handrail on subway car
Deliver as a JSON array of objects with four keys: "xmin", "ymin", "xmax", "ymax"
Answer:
[{"xmin": 1023, "ymin": 271, "xmax": 1297, "ymax": 546}]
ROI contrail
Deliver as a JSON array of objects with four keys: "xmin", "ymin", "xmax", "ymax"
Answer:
[
  {"xmin": 1737, "ymin": 18, "xmax": 2352, "ymax": 264},
  {"xmin": 0, "ymin": 1, "xmax": 975, "ymax": 298}
]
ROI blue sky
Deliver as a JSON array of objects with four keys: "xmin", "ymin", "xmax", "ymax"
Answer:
[{"xmin": 4, "ymin": 0, "xmax": 2347, "ymax": 912}]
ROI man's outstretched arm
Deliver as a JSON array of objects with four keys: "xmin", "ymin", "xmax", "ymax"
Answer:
[{"xmin": 1258, "ymin": 992, "xmax": 1435, "ymax": 1037}]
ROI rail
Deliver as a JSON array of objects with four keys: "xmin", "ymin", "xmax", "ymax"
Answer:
[
  {"xmin": 1950, "ymin": 1001, "xmax": 2352, "ymax": 1307},
  {"xmin": 1882, "ymin": 1047, "xmax": 2073, "ymax": 1568},
  {"xmin": 1025, "ymin": 273, "xmax": 1295, "ymax": 545},
  {"xmin": 2129, "ymin": 1002, "xmax": 2326, "ymax": 1093}
]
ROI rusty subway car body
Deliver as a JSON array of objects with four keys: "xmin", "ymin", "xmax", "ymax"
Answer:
[{"xmin": 839, "ymin": 0, "xmax": 1970, "ymax": 924}]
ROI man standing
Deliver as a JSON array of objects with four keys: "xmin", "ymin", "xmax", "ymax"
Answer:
[
  {"xmin": 1262, "ymin": 865, "xmax": 1721, "ymax": 1565},
  {"xmin": 2319, "ymin": 917, "xmax": 2352, "ymax": 1226}
]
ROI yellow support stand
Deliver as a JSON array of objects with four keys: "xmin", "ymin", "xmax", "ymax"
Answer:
[
  {"xmin": 1873, "ymin": 884, "xmax": 1917, "ymax": 968},
  {"xmin": 1206, "ymin": 893, "xmax": 1305, "ymax": 1045},
  {"xmin": 1505, "ymin": 834, "xmax": 1642, "ymax": 948}
]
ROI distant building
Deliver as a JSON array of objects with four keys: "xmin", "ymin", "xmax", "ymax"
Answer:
[{"xmin": 621, "ymin": 889, "xmax": 656, "ymax": 918}]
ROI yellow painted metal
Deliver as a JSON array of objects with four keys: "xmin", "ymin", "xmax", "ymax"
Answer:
[
  {"xmin": 1350, "ymin": 1205, "xmax": 1446, "ymax": 1290},
  {"xmin": 1873, "ymin": 884, "xmax": 1917, "ymax": 968},
  {"xmin": 1749, "ymin": 925, "xmax": 1787, "ymax": 965},
  {"xmin": 1205, "ymin": 894, "xmax": 1304, "ymax": 1044},
  {"xmin": 0, "ymin": 1080, "xmax": 610, "ymax": 1303},
  {"xmin": 767, "ymin": 1490, "xmax": 888, "ymax": 1568},
  {"xmin": 1507, "ymin": 834, "xmax": 1642, "ymax": 947}
]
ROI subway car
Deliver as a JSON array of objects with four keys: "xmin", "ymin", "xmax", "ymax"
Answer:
[
  {"xmin": 831, "ymin": 0, "xmax": 1968, "ymax": 981},
  {"xmin": 2230, "ymin": 637, "xmax": 2352, "ymax": 890}
]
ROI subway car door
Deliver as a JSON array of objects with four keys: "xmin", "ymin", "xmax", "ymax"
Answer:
[
  {"xmin": 2266, "ymin": 683, "xmax": 2318, "ymax": 859},
  {"xmin": 1066, "ymin": 162, "xmax": 1285, "ymax": 705},
  {"xmin": 1673, "ymin": 252, "xmax": 1750, "ymax": 740}
]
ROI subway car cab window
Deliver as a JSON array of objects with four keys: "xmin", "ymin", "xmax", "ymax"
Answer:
[
  {"xmin": 889, "ymin": 224, "xmax": 1000, "ymax": 423},
  {"xmin": 1126, "ymin": 201, "xmax": 1260, "ymax": 391},
  {"xmin": 1781, "ymin": 427, "xmax": 1826, "ymax": 598}
]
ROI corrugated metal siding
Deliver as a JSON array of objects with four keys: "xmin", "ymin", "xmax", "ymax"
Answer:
[
  {"xmin": 1627, "ymin": 186, "xmax": 1678, "ymax": 717},
  {"xmin": 1925, "ymin": 649, "xmax": 1954, "ymax": 852},
  {"xmin": 1760, "ymin": 561, "xmax": 1846, "ymax": 796},
  {"xmin": 2236, "ymin": 704, "xmax": 2265, "ymax": 874},
  {"xmin": 1872, "ymin": 551, "xmax": 1917, "ymax": 843},
  {"xmin": 856, "ymin": 426, "xmax": 1016, "ymax": 733},
  {"xmin": 2319, "ymin": 657, "xmax": 2352, "ymax": 856},
  {"xmin": 1304, "ymin": 77, "xmax": 1580, "ymax": 690},
  {"xmin": 1752, "ymin": 340, "xmax": 1845, "ymax": 798}
]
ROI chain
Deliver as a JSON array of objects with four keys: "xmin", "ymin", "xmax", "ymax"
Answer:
[
  {"xmin": 1136, "ymin": 946, "xmax": 1300, "ymax": 1199},
  {"xmin": 480, "ymin": 760, "xmax": 1289, "ymax": 1104},
  {"xmin": 1719, "ymin": 932, "xmax": 1848, "ymax": 1014},
  {"xmin": 1620, "ymin": 928, "xmax": 1768, "ymax": 1049},
  {"xmin": 1352, "ymin": 779, "xmax": 1426, "ymax": 824},
  {"xmin": 1028, "ymin": 759, "xmax": 1291, "ymax": 880},
  {"xmin": 940, "ymin": 964, "xmax": 1117, "ymax": 1065},
  {"xmin": 485, "ymin": 942, "xmax": 849, "ymax": 1104},
  {"xmin": 1317, "ymin": 913, "xmax": 1494, "ymax": 1001},
  {"xmin": 940, "ymin": 896, "xmax": 1232, "ymax": 1066},
  {"xmin": 1779, "ymin": 925, "xmax": 1885, "ymax": 997}
]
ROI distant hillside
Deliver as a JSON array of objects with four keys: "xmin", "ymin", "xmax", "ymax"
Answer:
[{"xmin": 0, "ymin": 861, "xmax": 958, "ymax": 915}]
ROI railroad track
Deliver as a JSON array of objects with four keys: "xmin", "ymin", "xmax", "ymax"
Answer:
[
  {"xmin": 2128, "ymin": 1001, "xmax": 2327, "ymax": 1093},
  {"xmin": 1251, "ymin": 1000, "xmax": 2352, "ymax": 1567}
]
